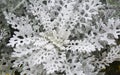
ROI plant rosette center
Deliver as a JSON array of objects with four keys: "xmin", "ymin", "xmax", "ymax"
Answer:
[{"xmin": 39, "ymin": 29, "xmax": 70, "ymax": 50}]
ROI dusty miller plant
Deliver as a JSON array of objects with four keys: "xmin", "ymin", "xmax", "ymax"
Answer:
[{"xmin": 2, "ymin": 0, "xmax": 120, "ymax": 75}]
